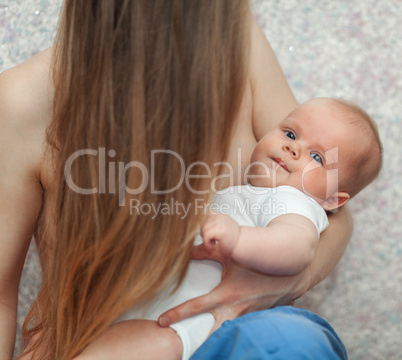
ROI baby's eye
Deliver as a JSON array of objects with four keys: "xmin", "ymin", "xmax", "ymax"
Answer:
[
  {"xmin": 285, "ymin": 131, "xmax": 296, "ymax": 140},
  {"xmin": 311, "ymin": 153, "xmax": 323, "ymax": 165}
]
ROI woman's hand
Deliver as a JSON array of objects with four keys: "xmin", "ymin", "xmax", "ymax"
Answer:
[{"xmin": 158, "ymin": 243, "xmax": 311, "ymax": 333}]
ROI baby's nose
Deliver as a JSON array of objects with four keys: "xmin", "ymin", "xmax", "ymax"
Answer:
[{"xmin": 282, "ymin": 144, "xmax": 300, "ymax": 159}]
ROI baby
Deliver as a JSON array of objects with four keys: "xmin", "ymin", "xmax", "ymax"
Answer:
[
  {"xmin": 79, "ymin": 98, "xmax": 382, "ymax": 360},
  {"xmin": 201, "ymin": 97, "xmax": 383, "ymax": 276}
]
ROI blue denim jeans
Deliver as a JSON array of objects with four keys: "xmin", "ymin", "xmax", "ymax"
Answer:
[{"xmin": 190, "ymin": 306, "xmax": 347, "ymax": 360}]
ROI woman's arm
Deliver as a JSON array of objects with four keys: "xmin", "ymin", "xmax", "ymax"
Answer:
[
  {"xmin": 308, "ymin": 205, "xmax": 353, "ymax": 289},
  {"xmin": 0, "ymin": 60, "xmax": 46, "ymax": 359},
  {"xmin": 158, "ymin": 208, "xmax": 352, "ymax": 332}
]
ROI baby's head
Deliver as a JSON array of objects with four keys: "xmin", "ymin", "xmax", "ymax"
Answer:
[{"xmin": 248, "ymin": 98, "xmax": 382, "ymax": 211}]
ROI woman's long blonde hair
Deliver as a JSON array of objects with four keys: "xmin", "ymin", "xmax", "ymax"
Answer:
[{"xmin": 21, "ymin": 0, "xmax": 249, "ymax": 358}]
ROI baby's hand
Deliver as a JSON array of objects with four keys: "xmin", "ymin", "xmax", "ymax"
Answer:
[{"xmin": 201, "ymin": 213, "xmax": 240, "ymax": 256}]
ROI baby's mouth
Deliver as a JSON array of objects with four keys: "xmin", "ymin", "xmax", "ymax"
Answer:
[{"xmin": 273, "ymin": 158, "xmax": 289, "ymax": 172}]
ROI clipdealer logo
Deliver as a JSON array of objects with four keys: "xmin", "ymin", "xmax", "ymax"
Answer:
[
  {"xmin": 64, "ymin": 146, "xmax": 340, "ymax": 209},
  {"xmin": 64, "ymin": 148, "xmax": 241, "ymax": 206},
  {"xmin": 65, "ymin": 148, "xmax": 249, "ymax": 206}
]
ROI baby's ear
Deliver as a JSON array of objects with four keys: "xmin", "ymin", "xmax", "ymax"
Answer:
[{"xmin": 321, "ymin": 192, "xmax": 350, "ymax": 211}]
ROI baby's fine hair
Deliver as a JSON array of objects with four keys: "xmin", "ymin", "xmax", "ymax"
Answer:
[{"xmin": 330, "ymin": 98, "xmax": 383, "ymax": 198}]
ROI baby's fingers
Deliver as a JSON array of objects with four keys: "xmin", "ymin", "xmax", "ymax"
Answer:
[{"xmin": 202, "ymin": 233, "xmax": 219, "ymax": 251}]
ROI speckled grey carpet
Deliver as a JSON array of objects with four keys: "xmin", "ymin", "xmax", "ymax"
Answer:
[{"xmin": 1, "ymin": 1, "xmax": 401, "ymax": 359}]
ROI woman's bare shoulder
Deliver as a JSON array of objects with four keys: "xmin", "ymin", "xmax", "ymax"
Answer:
[
  {"xmin": 0, "ymin": 47, "xmax": 53, "ymax": 125},
  {"xmin": 0, "ymin": 48, "xmax": 53, "ymax": 179}
]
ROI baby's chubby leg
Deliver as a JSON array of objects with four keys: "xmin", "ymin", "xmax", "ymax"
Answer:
[{"xmin": 74, "ymin": 319, "xmax": 183, "ymax": 360}]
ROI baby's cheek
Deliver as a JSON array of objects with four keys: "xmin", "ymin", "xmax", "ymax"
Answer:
[{"xmin": 301, "ymin": 168, "xmax": 329, "ymax": 202}]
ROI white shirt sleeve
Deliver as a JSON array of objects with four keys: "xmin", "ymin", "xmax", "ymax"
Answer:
[{"xmin": 256, "ymin": 186, "xmax": 329, "ymax": 236}]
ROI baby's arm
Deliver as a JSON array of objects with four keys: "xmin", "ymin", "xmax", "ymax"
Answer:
[{"xmin": 202, "ymin": 213, "xmax": 319, "ymax": 275}]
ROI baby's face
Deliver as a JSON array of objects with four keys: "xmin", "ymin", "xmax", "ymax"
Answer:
[{"xmin": 248, "ymin": 99, "xmax": 364, "ymax": 207}]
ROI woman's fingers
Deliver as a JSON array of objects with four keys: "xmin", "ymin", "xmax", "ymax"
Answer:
[
  {"xmin": 191, "ymin": 244, "xmax": 208, "ymax": 260},
  {"xmin": 208, "ymin": 304, "xmax": 242, "ymax": 335},
  {"xmin": 158, "ymin": 293, "xmax": 218, "ymax": 327},
  {"xmin": 157, "ymin": 264, "xmax": 246, "ymax": 328},
  {"xmin": 159, "ymin": 258, "xmax": 312, "ymax": 343},
  {"xmin": 191, "ymin": 244, "xmax": 226, "ymax": 263}
]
